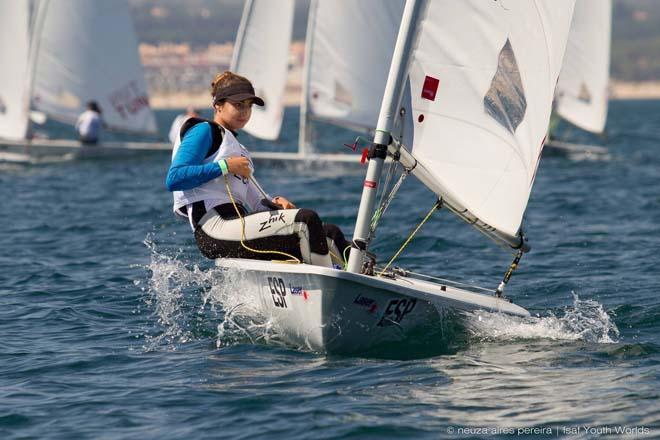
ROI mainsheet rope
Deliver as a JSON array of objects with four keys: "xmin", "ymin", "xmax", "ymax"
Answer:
[
  {"xmin": 224, "ymin": 175, "xmax": 301, "ymax": 264},
  {"xmin": 378, "ymin": 199, "xmax": 442, "ymax": 277}
]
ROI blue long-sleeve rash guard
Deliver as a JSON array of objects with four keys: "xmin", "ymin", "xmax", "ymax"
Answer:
[{"xmin": 165, "ymin": 122, "xmax": 223, "ymax": 191}]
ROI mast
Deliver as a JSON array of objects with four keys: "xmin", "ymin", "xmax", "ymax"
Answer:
[
  {"xmin": 347, "ymin": 0, "xmax": 427, "ymax": 273},
  {"xmin": 298, "ymin": 0, "xmax": 318, "ymax": 156}
]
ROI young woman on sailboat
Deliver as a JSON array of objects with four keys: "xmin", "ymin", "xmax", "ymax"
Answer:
[{"xmin": 166, "ymin": 71, "xmax": 350, "ymax": 267}]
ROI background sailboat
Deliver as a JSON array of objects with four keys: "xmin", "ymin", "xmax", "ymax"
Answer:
[
  {"xmin": 0, "ymin": 0, "xmax": 168, "ymax": 163},
  {"xmin": 217, "ymin": 0, "xmax": 576, "ymax": 353},
  {"xmin": 230, "ymin": 0, "xmax": 295, "ymax": 143},
  {"xmin": 231, "ymin": 0, "xmax": 404, "ymax": 162},
  {"xmin": 545, "ymin": 0, "xmax": 612, "ymax": 156},
  {"xmin": 299, "ymin": 0, "xmax": 405, "ymax": 155},
  {"xmin": 0, "ymin": 0, "xmax": 31, "ymax": 145}
]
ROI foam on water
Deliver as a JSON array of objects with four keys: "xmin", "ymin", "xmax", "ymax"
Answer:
[
  {"xmin": 142, "ymin": 235, "xmax": 286, "ymax": 351},
  {"xmin": 207, "ymin": 266, "xmax": 287, "ymax": 349},
  {"xmin": 141, "ymin": 235, "xmax": 206, "ymax": 349},
  {"xmin": 466, "ymin": 292, "xmax": 620, "ymax": 344}
]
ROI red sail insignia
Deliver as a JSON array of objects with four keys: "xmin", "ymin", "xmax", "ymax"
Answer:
[{"xmin": 421, "ymin": 75, "xmax": 439, "ymax": 101}]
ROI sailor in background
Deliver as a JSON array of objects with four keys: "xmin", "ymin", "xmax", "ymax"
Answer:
[
  {"xmin": 168, "ymin": 106, "xmax": 200, "ymax": 145},
  {"xmin": 75, "ymin": 101, "xmax": 103, "ymax": 145},
  {"xmin": 166, "ymin": 71, "xmax": 350, "ymax": 267}
]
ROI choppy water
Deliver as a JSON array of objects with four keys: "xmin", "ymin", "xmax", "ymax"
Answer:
[{"xmin": 1, "ymin": 101, "xmax": 659, "ymax": 439}]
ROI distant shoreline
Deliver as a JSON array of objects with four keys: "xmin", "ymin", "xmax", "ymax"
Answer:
[
  {"xmin": 609, "ymin": 80, "xmax": 660, "ymax": 100},
  {"xmin": 148, "ymin": 81, "xmax": 660, "ymax": 109},
  {"xmin": 149, "ymin": 87, "xmax": 303, "ymax": 110}
]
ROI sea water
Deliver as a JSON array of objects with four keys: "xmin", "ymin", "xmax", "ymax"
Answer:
[{"xmin": 1, "ymin": 101, "xmax": 659, "ymax": 439}]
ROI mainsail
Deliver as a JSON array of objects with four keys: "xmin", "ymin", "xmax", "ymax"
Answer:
[
  {"xmin": 349, "ymin": 0, "xmax": 577, "ymax": 274},
  {"xmin": 0, "ymin": 1, "xmax": 31, "ymax": 140},
  {"xmin": 555, "ymin": 0, "xmax": 612, "ymax": 134},
  {"xmin": 230, "ymin": 0, "xmax": 295, "ymax": 141},
  {"xmin": 29, "ymin": 0, "xmax": 157, "ymax": 134},
  {"xmin": 406, "ymin": 0, "xmax": 576, "ymax": 245}
]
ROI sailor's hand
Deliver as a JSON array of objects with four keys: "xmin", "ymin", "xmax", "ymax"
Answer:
[
  {"xmin": 226, "ymin": 157, "xmax": 251, "ymax": 178},
  {"xmin": 273, "ymin": 196, "xmax": 295, "ymax": 209}
]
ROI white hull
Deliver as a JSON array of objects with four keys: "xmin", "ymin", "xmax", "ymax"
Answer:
[
  {"xmin": 0, "ymin": 138, "xmax": 171, "ymax": 163},
  {"xmin": 544, "ymin": 139, "xmax": 608, "ymax": 157},
  {"xmin": 216, "ymin": 258, "xmax": 529, "ymax": 354}
]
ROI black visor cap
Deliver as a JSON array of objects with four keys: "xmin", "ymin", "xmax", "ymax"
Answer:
[{"xmin": 214, "ymin": 84, "xmax": 265, "ymax": 106}]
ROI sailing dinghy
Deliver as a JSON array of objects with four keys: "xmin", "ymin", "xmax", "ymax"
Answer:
[
  {"xmin": 545, "ymin": 0, "xmax": 611, "ymax": 157},
  {"xmin": 0, "ymin": 0, "xmax": 166, "ymax": 163},
  {"xmin": 231, "ymin": 0, "xmax": 404, "ymax": 164},
  {"xmin": 217, "ymin": 0, "xmax": 576, "ymax": 353}
]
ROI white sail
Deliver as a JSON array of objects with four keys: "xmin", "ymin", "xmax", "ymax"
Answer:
[
  {"xmin": 30, "ymin": 0, "xmax": 157, "ymax": 134},
  {"xmin": 555, "ymin": 0, "xmax": 611, "ymax": 134},
  {"xmin": 305, "ymin": 0, "xmax": 404, "ymax": 131},
  {"xmin": 0, "ymin": 1, "xmax": 31, "ymax": 140},
  {"xmin": 407, "ymin": 1, "xmax": 576, "ymax": 243},
  {"xmin": 231, "ymin": 0, "xmax": 295, "ymax": 141}
]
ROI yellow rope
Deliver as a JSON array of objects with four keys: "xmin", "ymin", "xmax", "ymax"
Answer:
[
  {"xmin": 378, "ymin": 201, "xmax": 440, "ymax": 277},
  {"xmin": 224, "ymin": 175, "xmax": 301, "ymax": 264},
  {"xmin": 342, "ymin": 245, "xmax": 351, "ymax": 269},
  {"xmin": 329, "ymin": 249, "xmax": 342, "ymax": 263}
]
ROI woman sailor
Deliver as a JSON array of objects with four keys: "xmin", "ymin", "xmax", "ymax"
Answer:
[{"xmin": 166, "ymin": 71, "xmax": 349, "ymax": 267}]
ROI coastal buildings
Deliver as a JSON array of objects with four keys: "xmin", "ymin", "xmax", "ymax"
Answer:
[{"xmin": 139, "ymin": 42, "xmax": 305, "ymax": 108}]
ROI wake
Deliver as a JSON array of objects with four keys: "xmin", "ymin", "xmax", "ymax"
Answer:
[{"xmin": 466, "ymin": 292, "xmax": 619, "ymax": 344}]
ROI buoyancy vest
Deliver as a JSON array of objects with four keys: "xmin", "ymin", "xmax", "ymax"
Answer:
[{"xmin": 171, "ymin": 118, "xmax": 258, "ymax": 214}]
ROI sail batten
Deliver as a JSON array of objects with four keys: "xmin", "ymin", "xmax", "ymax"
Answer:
[{"xmin": 406, "ymin": 0, "xmax": 576, "ymax": 241}]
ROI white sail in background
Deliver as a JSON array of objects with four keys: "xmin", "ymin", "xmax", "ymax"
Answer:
[
  {"xmin": 407, "ymin": 1, "xmax": 576, "ymax": 243},
  {"xmin": 305, "ymin": 0, "xmax": 404, "ymax": 131},
  {"xmin": 555, "ymin": 0, "xmax": 611, "ymax": 134},
  {"xmin": 232, "ymin": 0, "xmax": 403, "ymax": 148},
  {"xmin": 30, "ymin": 0, "xmax": 157, "ymax": 134},
  {"xmin": 0, "ymin": 1, "xmax": 31, "ymax": 140},
  {"xmin": 231, "ymin": 0, "xmax": 295, "ymax": 141}
]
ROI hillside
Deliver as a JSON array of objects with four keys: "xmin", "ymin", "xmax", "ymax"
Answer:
[
  {"xmin": 129, "ymin": 0, "xmax": 660, "ymax": 83},
  {"xmin": 612, "ymin": 0, "xmax": 660, "ymax": 80}
]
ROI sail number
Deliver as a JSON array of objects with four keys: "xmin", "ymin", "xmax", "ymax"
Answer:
[
  {"xmin": 268, "ymin": 277, "xmax": 287, "ymax": 308},
  {"xmin": 377, "ymin": 298, "xmax": 417, "ymax": 326}
]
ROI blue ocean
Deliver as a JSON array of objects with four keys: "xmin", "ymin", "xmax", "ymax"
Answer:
[{"xmin": 1, "ymin": 101, "xmax": 659, "ymax": 439}]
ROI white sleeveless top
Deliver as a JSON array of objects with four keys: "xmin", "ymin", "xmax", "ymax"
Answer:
[{"xmin": 171, "ymin": 122, "xmax": 267, "ymax": 217}]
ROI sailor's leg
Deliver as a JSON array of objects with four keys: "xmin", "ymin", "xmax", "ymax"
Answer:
[
  {"xmin": 323, "ymin": 223, "xmax": 351, "ymax": 267},
  {"xmin": 195, "ymin": 208, "xmax": 332, "ymax": 267},
  {"xmin": 292, "ymin": 209, "xmax": 332, "ymax": 267}
]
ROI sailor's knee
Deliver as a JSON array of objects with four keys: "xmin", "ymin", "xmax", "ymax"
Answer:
[
  {"xmin": 323, "ymin": 223, "xmax": 341, "ymax": 237},
  {"xmin": 294, "ymin": 208, "xmax": 322, "ymax": 227}
]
